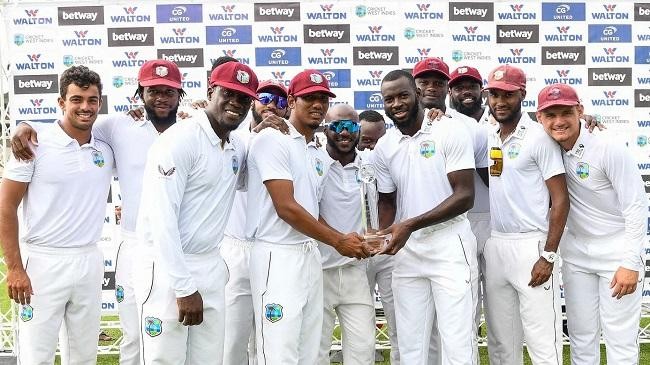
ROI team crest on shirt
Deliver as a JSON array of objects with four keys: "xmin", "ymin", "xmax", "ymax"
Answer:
[
  {"xmin": 231, "ymin": 156, "xmax": 239, "ymax": 175},
  {"xmin": 115, "ymin": 285, "xmax": 125, "ymax": 303},
  {"xmin": 315, "ymin": 158, "xmax": 324, "ymax": 176},
  {"xmin": 576, "ymin": 162, "xmax": 589, "ymax": 179},
  {"xmin": 419, "ymin": 140, "xmax": 435, "ymax": 158},
  {"xmin": 20, "ymin": 304, "xmax": 33, "ymax": 322},
  {"xmin": 507, "ymin": 143, "xmax": 521, "ymax": 159},
  {"xmin": 91, "ymin": 150, "xmax": 105, "ymax": 167},
  {"xmin": 265, "ymin": 303, "xmax": 283, "ymax": 323},
  {"xmin": 144, "ymin": 316, "xmax": 162, "ymax": 337}
]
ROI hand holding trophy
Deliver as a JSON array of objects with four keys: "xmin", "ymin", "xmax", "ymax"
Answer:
[{"xmin": 359, "ymin": 164, "xmax": 389, "ymax": 254}]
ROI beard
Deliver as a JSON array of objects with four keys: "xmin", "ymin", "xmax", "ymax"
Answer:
[
  {"xmin": 489, "ymin": 101, "xmax": 522, "ymax": 125},
  {"xmin": 387, "ymin": 102, "xmax": 420, "ymax": 130},
  {"xmin": 450, "ymin": 96, "xmax": 483, "ymax": 116},
  {"xmin": 251, "ymin": 107, "xmax": 263, "ymax": 127},
  {"xmin": 144, "ymin": 104, "xmax": 178, "ymax": 126}
]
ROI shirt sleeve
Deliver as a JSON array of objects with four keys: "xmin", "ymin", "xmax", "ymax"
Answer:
[
  {"xmin": 373, "ymin": 141, "xmax": 396, "ymax": 194},
  {"xmin": 91, "ymin": 115, "xmax": 117, "ymax": 146},
  {"xmin": 250, "ymin": 130, "xmax": 293, "ymax": 182},
  {"xmin": 473, "ymin": 124, "xmax": 490, "ymax": 169},
  {"xmin": 140, "ymin": 135, "xmax": 197, "ymax": 298},
  {"xmin": 534, "ymin": 132, "xmax": 565, "ymax": 180},
  {"xmin": 441, "ymin": 123, "xmax": 475, "ymax": 174},
  {"xmin": 604, "ymin": 143, "xmax": 648, "ymax": 271},
  {"xmin": 2, "ymin": 153, "xmax": 35, "ymax": 183}
]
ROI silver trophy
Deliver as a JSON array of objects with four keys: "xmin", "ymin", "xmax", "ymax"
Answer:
[{"xmin": 359, "ymin": 165, "xmax": 388, "ymax": 252}]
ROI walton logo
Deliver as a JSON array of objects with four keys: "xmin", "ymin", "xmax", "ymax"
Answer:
[
  {"xmin": 368, "ymin": 26, "xmax": 382, "ymax": 34},
  {"xmin": 208, "ymin": 5, "xmax": 248, "ymax": 21},
  {"xmin": 272, "ymin": 71, "xmax": 285, "ymax": 79},
  {"xmin": 181, "ymin": 73, "xmax": 200, "ymax": 88},
  {"xmin": 110, "ymin": 6, "xmax": 151, "ymax": 23},
  {"xmin": 591, "ymin": 90, "xmax": 629, "ymax": 107},
  {"xmin": 14, "ymin": 9, "xmax": 53, "ymax": 25},
  {"xmin": 465, "ymin": 26, "xmax": 477, "ymax": 33},
  {"xmin": 593, "ymin": 47, "xmax": 628, "ymax": 63},
  {"xmin": 604, "ymin": 4, "xmax": 616, "ymax": 12},
  {"xmin": 496, "ymin": 48, "xmax": 536, "ymax": 64},
  {"xmin": 306, "ymin": 3, "xmax": 346, "ymax": 20},
  {"xmin": 558, "ymin": 26, "xmax": 569, "ymax": 33},
  {"xmin": 124, "ymin": 51, "xmax": 138, "ymax": 59},
  {"xmin": 25, "ymin": 9, "xmax": 38, "ymax": 17},
  {"xmin": 604, "ymin": 91, "xmax": 616, "ymax": 99},
  {"xmin": 74, "ymin": 30, "xmax": 88, "ymax": 38},
  {"xmin": 452, "ymin": 25, "xmax": 490, "ymax": 42},
  {"xmin": 556, "ymin": 69, "xmax": 569, "ymax": 77},
  {"xmin": 307, "ymin": 48, "xmax": 347, "ymax": 65},
  {"xmin": 223, "ymin": 5, "xmax": 235, "ymax": 12},
  {"xmin": 127, "ymin": 96, "xmax": 140, "ymax": 104},
  {"xmin": 543, "ymin": 69, "xmax": 582, "ymax": 85},
  {"xmin": 27, "ymin": 54, "xmax": 40, "ymax": 62},
  {"xmin": 511, "ymin": 48, "xmax": 523, "ymax": 56},
  {"xmin": 63, "ymin": 30, "xmax": 101, "ymax": 46},
  {"xmin": 404, "ymin": 3, "xmax": 443, "ymax": 20},
  {"xmin": 173, "ymin": 28, "xmax": 186, "ymax": 36},
  {"xmin": 544, "ymin": 26, "xmax": 582, "ymax": 42},
  {"xmin": 19, "ymin": 98, "xmax": 57, "ymax": 115},
  {"xmin": 271, "ymin": 27, "xmax": 284, "ymax": 34},
  {"xmin": 321, "ymin": 4, "xmax": 334, "ymax": 11},
  {"xmin": 369, "ymin": 70, "xmax": 383, "ymax": 78},
  {"xmin": 357, "ymin": 70, "xmax": 383, "ymax": 86},
  {"xmin": 511, "ymin": 4, "xmax": 524, "ymax": 12},
  {"xmin": 417, "ymin": 4, "xmax": 429, "ymax": 11},
  {"xmin": 124, "ymin": 7, "xmax": 137, "ymax": 14},
  {"xmin": 356, "ymin": 26, "xmax": 396, "ymax": 42},
  {"xmin": 30, "ymin": 99, "xmax": 43, "ymax": 107},
  {"xmin": 498, "ymin": 4, "xmax": 536, "ymax": 20},
  {"xmin": 112, "ymin": 51, "xmax": 145, "ymax": 68},
  {"xmin": 591, "ymin": 4, "xmax": 628, "ymax": 20},
  {"xmin": 321, "ymin": 48, "xmax": 334, "ymax": 56},
  {"xmin": 16, "ymin": 54, "xmax": 54, "ymax": 70}
]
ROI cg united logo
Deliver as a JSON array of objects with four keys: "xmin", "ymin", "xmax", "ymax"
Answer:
[
  {"xmin": 92, "ymin": 150, "xmax": 105, "ymax": 167},
  {"xmin": 265, "ymin": 303, "xmax": 283, "ymax": 323},
  {"xmin": 115, "ymin": 285, "xmax": 125, "ymax": 303},
  {"xmin": 420, "ymin": 141, "xmax": 435, "ymax": 158},
  {"xmin": 20, "ymin": 304, "xmax": 33, "ymax": 322},
  {"xmin": 576, "ymin": 162, "xmax": 590, "ymax": 179},
  {"xmin": 144, "ymin": 316, "xmax": 162, "ymax": 337},
  {"xmin": 232, "ymin": 155, "xmax": 239, "ymax": 174},
  {"xmin": 315, "ymin": 158, "xmax": 324, "ymax": 176}
]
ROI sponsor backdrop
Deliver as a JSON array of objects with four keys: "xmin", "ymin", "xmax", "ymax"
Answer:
[{"xmin": 2, "ymin": 0, "xmax": 650, "ymax": 311}]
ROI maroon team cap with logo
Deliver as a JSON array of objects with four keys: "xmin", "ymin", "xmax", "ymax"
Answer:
[
  {"xmin": 257, "ymin": 79, "xmax": 288, "ymax": 97},
  {"xmin": 288, "ymin": 69, "xmax": 336, "ymax": 98},
  {"xmin": 412, "ymin": 57, "xmax": 450, "ymax": 80},
  {"xmin": 449, "ymin": 66, "xmax": 483, "ymax": 88},
  {"xmin": 484, "ymin": 65, "xmax": 526, "ymax": 91},
  {"xmin": 138, "ymin": 60, "xmax": 182, "ymax": 89},
  {"xmin": 537, "ymin": 83, "xmax": 581, "ymax": 112},
  {"xmin": 210, "ymin": 62, "xmax": 259, "ymax": 99}
]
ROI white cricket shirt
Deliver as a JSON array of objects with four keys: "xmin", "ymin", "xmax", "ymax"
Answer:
[
  {"xmin": 3, "ymin": 121, "xmax": 114, "ymax": 247},
  {"xmin": 318, "ymin": 153, "xmax": 365, "ymax": 269},
  {"xmin": 246, "ymin": 123, "xmax": 332, "ymax": 244},
  {"xmin": 563, "ymin": 126, "xmax": 647, "ymax": 270},
  {"xmin": 373, "ymin": 113, "xmax": 475, "ymax": 235},
  {"xmin": 224, "ymin": 127, "xmax": 252, "ymax": 241},
  {"xmin": 137, "ymin": 112, "xmax": 246, "ymax": 297},
  {"xmin": 488, "ymin": 114, "xmax": 565, "ymax": 234}
]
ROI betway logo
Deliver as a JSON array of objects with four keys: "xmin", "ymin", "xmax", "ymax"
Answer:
[
  {"xmin": 19, "ymin": 79, "xmax": 53, "ymax": 89},
  {"xmin": 61, "ymin": 11, "xmax": 98, "ymax": 21},
  {"xmin": 592, "ymin": 72, "xmax": 626, "ymax": 83},
  {"xmin": 112, "ymin": 32, "xmax": 148, "ymax": 43},
  {"xmin": 259, "ymin": 7, "xmax": 294, "ymax": 17},
  {"xmin": 453, "ymin": 7, "xmax": 487, "ymax": 17},
  {"xmin": 161, "ymin": 53, "xmax": 197, "ymax": 63},
  {"xmin": 498, "ymin": 28, "xmax": 534, "ymax": 40},
  {"xmin": 308, "ymin": 29, "xmax": 344, "ymax": 39},
  {"xmin": 546, "ymin": 50, "xmax": 580, "ymax": 61},
  {"xmin": 357, "ymin": 51, "xmax": 393, "ymax": 61}
]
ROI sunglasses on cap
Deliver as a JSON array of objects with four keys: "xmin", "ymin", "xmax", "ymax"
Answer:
[
  {"xmin": 258, "ymin": 93, "xmax": 288, "ymax": 109},
  {"xmin": 327, "ymin": 119, "xmax": 360, "ymax": 134}
]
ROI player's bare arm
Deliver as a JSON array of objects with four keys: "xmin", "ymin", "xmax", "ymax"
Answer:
[
  {"xmin": 379, "ymin": 169, "xmax": 474, "ymax": 255},
  {"xmin": 10, "ymin": 123, "xmax": 38, "ymax": 161},
  {"xmin": 265, "ymin": 179, "xmax": 371, "ymax": 259},
  {"xmin": 529, "ymin": 174, "xmax": 569, "ymax": 287},
  {"xmin": 177, "ymin": 291, "xmax": 203, "ymax": 326},
  {"xmin": 0, "ymin": 179, "xmax": 32, "ymax": 304}
]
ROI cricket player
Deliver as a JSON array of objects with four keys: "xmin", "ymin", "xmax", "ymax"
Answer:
[
  {"xmin": 358, "ymin": 110, "xmax": 387, "ymax": 151},
  {"xmin": 536, "ymin": 83, "xmax": 647, "ymax": 365},
  {"xmin": 448, "ymin": 66, "xmax": 491, "ymax": 125},
  {"xmin": 413, "ymin": 58, "xmax": 488, "ymax": 365},
  {"xmin": 136, "ymin": 61, "xmax": 259, "ymax": 364},
  {"xmin": 246, "ymin": 69, "xmax": 371, "ymax": 364},
  {"xmin": 375, "ymin": 69, "xmax": 477, "ymax": 365},
  {"xmin": 221, "ymin": 79, "xmax": 290, "ymax": 365},
  {"xmin": 318, "ymin": 104, "xmax": 376, "ymax": 365},
  {"xmin": 10, "ymin": 59, "xmax": 187, "ymax": 365},
  {"xmin": 483, "ymin": 65, "xmax": 569, "ymax": 365},
  {"xmin": 0, "ymin": 66, "xmax": 112, "ymax": 364}
]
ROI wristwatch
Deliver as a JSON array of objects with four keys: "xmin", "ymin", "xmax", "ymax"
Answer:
[{"xmin": 541, "ymin": 251, "xmax": 559, "ymax": 263}]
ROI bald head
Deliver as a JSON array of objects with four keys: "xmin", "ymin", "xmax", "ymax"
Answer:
[{"xmin": 325, "ymin": 104, "xmax": 359, "ymax": 122}]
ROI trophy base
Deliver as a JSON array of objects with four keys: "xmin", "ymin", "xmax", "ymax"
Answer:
[{"xmin": 363, "ymin": 233, "xmax": 389, "ymax": 253}]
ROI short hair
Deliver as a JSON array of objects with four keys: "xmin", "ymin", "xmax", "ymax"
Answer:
[
  {"xmin": 59, "ymin": 65, "xmax": 102, "ymax": 98},
  {"xmin": 211, "ymin": 56, "xmax": 238, "ymax": 71},
  {"xmin": 381, "ymin": 69, "xmax": 417, "ymax": 91},
  {"xmin": 359, "ymin": 110, "xmax": 384, "ymax": 123}
]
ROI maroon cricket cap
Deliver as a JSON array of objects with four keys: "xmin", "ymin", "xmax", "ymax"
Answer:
[
  {"xmin": 138, "ymin": 59, "xmax": 182, "ymax": 89},
  {"xmin": 412, "ymin": 57, "xmax": 450, "ymax": 80},
  {"xmin": 257, "ymin": 80, "xmax": 288, "ymax": 97},
  {"xmin": 484, "ymin": 65, "xmax": 526, "ymax": 91},
  {"xmin": 209, "ymin": 62, "xmax": 259, "ymax": 99},
  {"xmin": 537, "ymin": 83, "xmax": 581, "ymax": 112},
  {"xmin": 288, "ymin": 69, "xmax": 336, "ymax": 98},
  {"xmin": 449, "ymin": 66, "xmax": 483, "ymax": 88}
]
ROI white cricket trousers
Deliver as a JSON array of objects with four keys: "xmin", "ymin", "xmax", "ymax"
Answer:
[
  {"xmin": 392, "ymin": 218, "xmax": 477, "ymax": 365},
  {"xmin": 484, "ymin": 231, "xmax": 562, "ymax": 365},
  {"xmin": 115, "ymin": 231, "xmax": 140, "ymax": 365},
  {"xmin": 366, "ymin": 255, "xmax": 399, "ymax": 365},
  {"xmin": 220, "ymin": 236, "xmax": 257, "ymax": 365},
  {"xmin": 319, "ymin": 264, "xmax": 376, "ymax": 365},
  {"xmin": 136, "ymin": 247, "xmax": 228, "ymax": 365},
  {"xmin": 17, "ymin": 244, "xmax": 103, "ymax": 365},
  {"xmin": 250, "ymin": 240, "xmax": 323, "ymax": 365},
  {"xmin": 562, "ymin": 231, "xmax": 643, "ymax": 365}
]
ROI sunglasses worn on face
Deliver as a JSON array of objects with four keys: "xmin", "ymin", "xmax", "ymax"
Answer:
[
  {"xmin": 258, "ymin": 93, "xmax": 288, "ymax": 109},
  {"xmin": 327, "ymin": 120, "xmax": 360, "ymax": 134}
]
